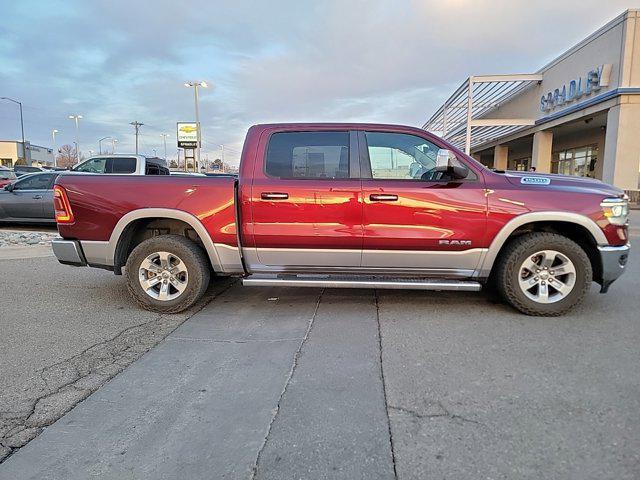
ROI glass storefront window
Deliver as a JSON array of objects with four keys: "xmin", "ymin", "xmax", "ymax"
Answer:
[
  {"xmin": 552, "ymin": 145, "xmax": 597, "ymax": 177},
  {"xmin": 508, "ymin": 157, "xmax": 530, "ymax": 171}
]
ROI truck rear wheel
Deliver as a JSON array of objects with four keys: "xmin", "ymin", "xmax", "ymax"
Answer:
[
  {"xmin": 125, "ymin": 235, "xmax": 210, "ymax": 313},
  {"xmin": 495, "ymin": 232, "xmax": 592, "ymax": 316}
]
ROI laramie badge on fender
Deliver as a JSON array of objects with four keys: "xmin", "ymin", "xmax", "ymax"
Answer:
[
  {"xmin": 521, "ymin": 176, "xmax": 551, "ymax": 185},
  {"xmin": 439, "ymin": 240, "xmax": 472, "ymax": 246}
]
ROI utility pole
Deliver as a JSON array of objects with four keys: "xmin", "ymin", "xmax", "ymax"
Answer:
[
  {"xmin": 2, "ymin": 97, "xmax": 26, "ymax": 164},
  {"xmin": 160, "ymin": 133, "xmax": 168, "ymax": 162},
  {"xmin": 52, "ymin": 129, "xmax": 59, "ymax": 167},
  {"xmin": 130, "ymin": 121, "xmax": 143, "ymax": 154}
]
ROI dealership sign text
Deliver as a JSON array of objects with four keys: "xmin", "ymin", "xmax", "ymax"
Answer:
[{"xmin": 540, "ymin": 64, "xmax": 611, "ymax": 112}]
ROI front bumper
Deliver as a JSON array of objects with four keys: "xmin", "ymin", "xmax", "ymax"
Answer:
[
  {"xmin": 598, "ymin": 243, "xmax": 630, "ymax": 293},
  {"xmin": 51, "ymin": 238, "xmax": 87, "ymax": 267}
]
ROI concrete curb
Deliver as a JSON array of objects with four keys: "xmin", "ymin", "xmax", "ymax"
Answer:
[{"xmin": 0, "ymin": 246, "xmax": 54, "ymax": 261}]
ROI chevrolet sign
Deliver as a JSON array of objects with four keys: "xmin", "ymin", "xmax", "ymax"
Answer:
[{"xmin": 177, "ymin": 122, "xmax": 198, "ymax": 148}]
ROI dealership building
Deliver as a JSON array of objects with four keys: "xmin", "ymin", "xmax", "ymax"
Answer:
[
  {"xmin": 0, "ymin": 140, "xmax": 54, "ymax": 167},
  {"xmin": 424, "ymin": 9, "xmax": 640, "ymax": 199}
]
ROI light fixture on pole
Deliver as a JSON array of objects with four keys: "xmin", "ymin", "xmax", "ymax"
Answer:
[
  {"xmin": 184, "ymin": 81, "xmax": 209, "ymax": 171},
  {"xmin": 68, "ymin": 115, "xmax": 83, "ymax": 162},
  {"xmin": 1, "ymin": 97, "xmax": 26, "ymax": 164},
  {"xmin": 112, "ymin": 138, "xmax": 118, "ymax": 153},
  {"xmin": 52, "ymin": 129, "xmax": 59, "ymax": 167}
]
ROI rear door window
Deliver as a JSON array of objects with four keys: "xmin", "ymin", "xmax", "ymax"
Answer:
[
  {"xmin": 265, "ymin": 132, "xmax": 350, "ymax": 179},
  {"xmin": 108, "ymin": 157, "xmax": 137, "ymax": 174}
]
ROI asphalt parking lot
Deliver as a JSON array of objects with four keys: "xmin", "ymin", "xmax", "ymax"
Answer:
[{"xmin": 0, "ymin": 220, "xmax": 638, "ymax": 479}]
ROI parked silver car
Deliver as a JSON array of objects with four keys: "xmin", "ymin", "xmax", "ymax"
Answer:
[{"xmin": 0, "ymin": 172, "xmax": 60, "ymax": 224}]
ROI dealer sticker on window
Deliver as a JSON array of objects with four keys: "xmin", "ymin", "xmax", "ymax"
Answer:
[{"xmin": 521, "ymin": 176, "xmax": 551, "ymax": 185}]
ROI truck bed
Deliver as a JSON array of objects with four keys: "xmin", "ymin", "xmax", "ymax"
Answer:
[{"xmin": 56, "ymin": 174, "xmax": 237, "ymax": 246}]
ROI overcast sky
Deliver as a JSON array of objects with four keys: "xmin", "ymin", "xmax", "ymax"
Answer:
[{"xmin": 0, "ymin": 0, "xmax": 636, "ymax": 165}]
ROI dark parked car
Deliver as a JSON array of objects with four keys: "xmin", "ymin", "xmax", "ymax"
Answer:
[
  {"xmin": 13, "ymin": 165, "xmax": 44, "ymax": 177},
  {"xmin": 0, "ymin": 167, "xmax": 16, "ymax": 188},
  {"xmin": 0, "ymin": 172, "xmax": 60, "ymax": 223}
]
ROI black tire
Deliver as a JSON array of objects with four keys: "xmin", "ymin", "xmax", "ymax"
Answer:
[
  {"xmin": 125, "ymin": 235, "xmax": 210, "ymax": 313},
  {"xmin": 495, "ymin": 232, "xmax": 592, "ymax": 316}
]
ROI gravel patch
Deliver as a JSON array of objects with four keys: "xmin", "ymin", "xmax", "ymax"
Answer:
[{"xmin": 0, "ymin": 231, "xmax": 58, "ymax": 248}]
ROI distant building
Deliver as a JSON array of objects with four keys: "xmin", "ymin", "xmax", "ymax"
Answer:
[
  {"xmin": 0, "ymin": 141, "xmax": 54, "ymax": 167},
  {"xmin": 424, "ymin": 9, "xmax": 640, "ymax": 199}
]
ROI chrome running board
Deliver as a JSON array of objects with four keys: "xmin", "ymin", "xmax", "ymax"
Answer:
[{"xmin": 242, "ymin": 274, "xmax": 482, "ymax": 291}]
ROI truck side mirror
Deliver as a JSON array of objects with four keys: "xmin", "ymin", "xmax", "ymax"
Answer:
[
  {"xmin": 449, "ymin": 164, "xmax": 469, "ymax": 180},
  {"xmin": 434, "ymin": 149, "xmax": 469, "ymax": 180}
]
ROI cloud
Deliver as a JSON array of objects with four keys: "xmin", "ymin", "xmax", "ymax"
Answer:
[{"xmin": 0, "ymin": 0, "xmax": 636, "ymax": 164}]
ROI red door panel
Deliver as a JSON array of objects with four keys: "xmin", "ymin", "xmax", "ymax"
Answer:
[
  {"xmin": 359, "ymin": 129, "xmax": 488, "ymax": 272},
  {"xmin": 248, "ymin": 129, "xmax": 363, "ymax": 268},
  {"xmin": 362, "ymin": 181, "xmax": 487, "ymax": 251}
]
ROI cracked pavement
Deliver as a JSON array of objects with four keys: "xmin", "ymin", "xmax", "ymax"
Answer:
[
  {"xmin": 0, "ymin": 254, "xmax": 234, "ymax": 462},
  {"xmin": 0, "ymin": 224, "xmax": 639, "ymax": 478}
]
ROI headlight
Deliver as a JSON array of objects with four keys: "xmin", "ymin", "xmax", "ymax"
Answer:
[{"xmin": 600, "ymin": 197, "xmax": 629, "ymax": 226}]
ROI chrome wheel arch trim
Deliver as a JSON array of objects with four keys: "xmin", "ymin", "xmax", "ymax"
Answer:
[
  {"xmin": 91, "ymin": 208, "xmax": 242, "ymax": 274},
  {"xmin": 477, "ymin": 211, "xmax": 608, "ymax": 278}
]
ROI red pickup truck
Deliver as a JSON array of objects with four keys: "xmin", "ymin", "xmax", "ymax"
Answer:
[{"xmin": 51, "ymin": 123, "xmax": 630, "ymax": 316}]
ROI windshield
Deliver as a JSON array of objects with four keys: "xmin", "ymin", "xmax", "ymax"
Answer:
[{"xmin": 0, "ymin": 170, "xmax": 16, "ymax": 180}]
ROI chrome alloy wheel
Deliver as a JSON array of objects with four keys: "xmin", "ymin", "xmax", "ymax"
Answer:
[
  {"xmin": 518, "ymin": 250, "xmax": 577, "ymax": 304},
  {"xmin": 138, "ymin": 251, "xmax": 188, "ymax": 301}
]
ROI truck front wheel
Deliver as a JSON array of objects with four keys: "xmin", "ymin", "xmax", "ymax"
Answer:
[
  {"xmin": 495, "ymin": 232, "xmax": 592, "ymax": 316},
  {"xmin": 125, "ymin": 235, "xmax": 211, "ymax": 313}
]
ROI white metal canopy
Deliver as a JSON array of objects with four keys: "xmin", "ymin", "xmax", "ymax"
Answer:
[{"xmin": 423, "ymin": 74, "xmax": 542, "ymax": 154}]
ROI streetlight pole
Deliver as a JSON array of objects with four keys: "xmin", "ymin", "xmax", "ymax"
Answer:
[
  {"xmin": 184, "ymin": 81, "xmax": 209, "ymax": 172},
  {"xmin": 1, "ymin": 97, "xmax": 26, "ymax": 164},
  {"xmin": 130, "ymin": 121, "xmax": 144, "ymax": 154},
  {"xmin": 68, "ymin": 115, "xmax": 83, "ymax": 161},
  {"xmin": 112, "ymin": 138, "xmax": 118, "ymax": 153},
  {"xmin": 98, "ymin": 136, "xmax": 112, "ymax": 155},
  {"xmin": 52, "ymin": 129, "xmax": 59, "ymax": 167},
  {"xmin": 160, "ymin": 133, "xmax": 168, "ymax": 162}
]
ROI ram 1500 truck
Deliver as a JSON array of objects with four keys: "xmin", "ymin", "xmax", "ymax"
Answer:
[{"xmin": 51, "ymin": 123, "xmax": 630, "ymax": 316}]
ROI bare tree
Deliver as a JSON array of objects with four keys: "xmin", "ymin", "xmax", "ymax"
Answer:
[{"xmin": 56, "ymin": 144, "xmax": 84, "ymax": 168}]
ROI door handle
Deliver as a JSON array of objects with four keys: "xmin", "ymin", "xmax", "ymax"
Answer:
[
  {"xmin": 32, "ymin": 195, "xmax": 43, "ymax": 199},
  {"xmin": 369, "ymin": 194, "xmax": 398, "ymax": 202},
  {"xmin": 261, "ymin": 192, "xmax": 289, "ymax": 200}
]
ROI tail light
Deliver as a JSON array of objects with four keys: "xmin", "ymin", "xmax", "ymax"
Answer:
[{"xmin": 53, "ymin": 185, "xmax": 75, "ymax": 224}]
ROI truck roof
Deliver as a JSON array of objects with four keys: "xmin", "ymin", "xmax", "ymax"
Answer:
[{"xmin": 251, "ymin": 122, "xmax": 426, "ymax": 131}]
